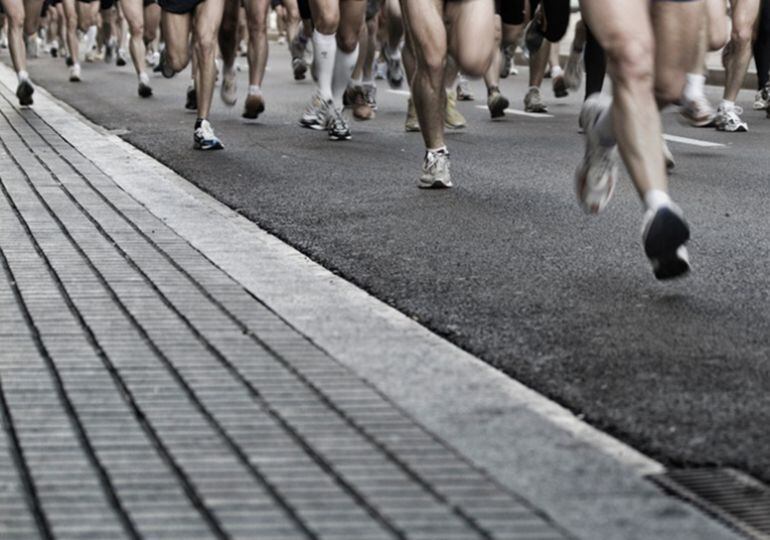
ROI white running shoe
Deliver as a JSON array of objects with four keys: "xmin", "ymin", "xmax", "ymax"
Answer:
[
  {"xmin": 753, "ymin": 86, "xmax": 769, "ymax": 110},
  {"xmin": 419, "ymin": 149, "xmax": 452, "ymax": 189},
  {"xmin": 220, "ymin": 67, "xmax": 237, "ymax": 106},
  {"xmin": 523, "ymin": 87, "xmax": 548, "ymax": 113},
  {"xmin": 715, "ymin": 104, "xmax": 748, "ymax": 132},
  {"xmin": 679, "ymin": 95, "xmax": 716, "ymax": 127},
  {"xmin": 575, "ymin": 94, "xmax": 618, "ymax": 214},
  {"xmin": 299, "ymin": 92, "xmax": 327, "ymax": 130},
  {"xmin": 69, "ymin": 64, "xmax": 81, "ymax": 82},
  {"xmin": 641, "ymin": 203, "xmax": 691, "ymax": 280}
]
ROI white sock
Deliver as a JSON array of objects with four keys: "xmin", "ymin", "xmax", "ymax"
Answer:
[
  {"xmin": 350, "ymin": 76, "xmax": 363, "ymax": 88},
  {"xmin": 551, "ymin": 66, "xmax": 563, "ymax": 78},
  {"xmin": 85, "ymin": 25, "xmax": 97, "ymax": 50},
  {"xmin": 594, "ymin": 103, "xmax": 616, "ymax": 147},
  {"xmin": 427, "ymin": 145, "xmax": 448, "ymax": 154},
  {"xmin": 312, "ymin": 30, "xmax": 337, "ymax": 101},
  {"xmin": 362, "ymin": 72, "xmax": 374, "ymax": 86},
  {"xmin": 386, "ymin": 44, "xmax": 401, "ymax": 60},
  {"xmin": 248, "ymin": 84, "xmax": 261, "ymax": 96},
  {"xmin": 719, "ymin": 99, "xmax": 735, "ymax": 111},
  {"xmin": 683, "ymin": 73, "xmax": 705, "ymax": 102},
  {"xmin": 332, "ymin": 44, "xmax": 359, "ymax": 108},
  {"xmin": 644, "ymin": 189, "xmax": 672, "ymax": 212},
  {"xmin": 17, "ymin": 70, "xmax": 29, "ymax": 82}
]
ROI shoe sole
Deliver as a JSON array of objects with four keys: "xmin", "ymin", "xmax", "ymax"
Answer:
[
  {"xmin": 194, "ymin": 142, "xmax": 224, "ymax": 151},
  {"xmin": 418, "ymin": 179, "xmax": 452, "ymax": 189},
  {"xmin": 643, "ymin": 207, "xmax": 691, "ymax": 280},
  {"xmin": 300, "ymin": 120, "xmax": 326, "ymax": 131}
]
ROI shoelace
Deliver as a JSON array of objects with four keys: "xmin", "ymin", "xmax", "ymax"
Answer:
[
  {"xmin": 424, "ymin": 151, "xmax": 449, "ymax": 174},
  {"xmin": 198, "ymin": 122, "xmax": 216, "ymax": 140}
]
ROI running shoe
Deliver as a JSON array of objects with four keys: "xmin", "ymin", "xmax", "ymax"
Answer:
[
  {"xmin": 26, "ymin": 35, "xmax": 39, "ymax": 58},
  {"xmin": 345, "ymin": 86, "xmax": 375, "ymax": 120},
  {"xmin": 679, "ymin": 95, "xmax": 716, "ymax": 127},
  {"xmin": 158, "ymin": 49, "xmax": 176, "ymax": 78},
  {"xmin": 445, "ymin": 90, "xmax": 467, "ymax": 129},
  {"xmin": 299, "ymin": 92, "xmax": 327, "ymax": 130},
  {"xmin": 146, "ymin": 50, "xmax": 160, "ymax": 68},
  {"xmin": 487, "ymin": 88, "xmax": 509, "ymax": 119},
  {"xmin": 104, "ymin": 40, "xmax": 115, "ymax": 64},
  {"xmin": 116, "ymin": 49, "xmax": 128, "ymax": 67},
  {"xmin": 50, "ymin": 41, "xmax": 59, "ymax": 57},
  {"xmin": 405, "ymin": 98, "xmax": 420, "ymax": 132},
  {"xmin": 221, "ymin": 67, "xmax": 237, "ymax": 106},
  {"xmin": 84, "ymin": 48, "xmax": 97, "ymax": 63},
  {"xmin": 641, "ymin": 203, "xmax": 691, "ymax": 280},
  {"xmin": 363, "ymin": 84, "xmax": 377, "ymax": 112},
  {"xmin": 138, "ymin": 81, "xmax": 153, "ymax": 98},
  {"xmin": 456, "ymin": 76, "xmax": 474, "ymax": 101},
  {"xmin": 500, "ymin": 45, "xmax": 514, "ymax": 79},
  {"xmin": 552, "ymin": 75, "xmax": 568, "ymax": 98},
  {"xmin": 185, "ymin": 86, "xmax": 197, "ymax": 111},
  {"xmin": 419, "ymin": 149, "xmax": 452, "ymax": 189},
  {"xmin": 242, "ymin": 93, "xmax": 266, "ymax": 119},
  {"xmin": 564, "ymin": 48, "xmax": 583, "ymax": 90},
  {"xmin": 326, "ymin": 103, "xmax": 352, "ymax": 140},
  {"xmin": 753, "ymin": 85, "xmax": 770, "ymax": 110},
  {"xmin": 292, "ymin": 57, "xmax": 308, "ymax": 80},
  {"xmin": 16, "ymin": 80, "xmax": 34, "ymax": 106},
  {"xmin": 69, "ymin": 64, "xmax": 81, "ymax": 82},
  {"xmin": 575, "ymin": 94, "xmax": 618, "ymax": 214},
  {"xmin": 193, "ymin": 119, "xmax": 224, "ymax": 150},
  {"xmin": 523, "ymin": 87, "xmax": 548, "ymax": 113},
  {"xmin": 65, "ymin": 55, "xmax": 74, "ymax": 67},
  {"xmin": 375, "ymin": 58, "xmax": 387, "ymax": 80},
  {"xmin": 524, "ymin": 7, "xmax": 545, "ymax": 54},
  {"xmin": 383, "ymin": 47, "xmax": 404, "ymax": 89},
  {"xmin": 662, "ymin": 137, "xmax": 675, "ymax": 171},
  {"xmin": 715, "ymin": 103, "xmax": 748, "ymax": 132}
]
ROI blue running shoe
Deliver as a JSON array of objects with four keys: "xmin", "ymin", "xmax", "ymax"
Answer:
[{"xmin": 193, "ymin": 119, "xmax": 224, "ymax": 151}]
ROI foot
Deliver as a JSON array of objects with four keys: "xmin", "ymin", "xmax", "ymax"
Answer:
[
  {"xmin": 642, "ymin": 204, "xmax": 691, "ymax": 280},
  {"xmin": 445, "ymin": 90, "xmax": 467, "ymax": 129},
  {"xmin": 679, "ymin": 95, "xmax": 716, "ymax": 127},
  {"xmin": 69, "ymin": 64, "xmax": 81, "ymax": 82},
  {"xmin": 419, "ymin": 149, "xmax": 452, "ymax": 189},
  {"xmin": 487, "ymin": 88, "xmax": 509, "ymax": 119},
  {"xmin": 299, "ymin": 92, "xmax": 327, "ymax": 130},
  {"xmin": 564, "ymin": 49, "xmax": 583, "ymax": 90},
  {"xmin": 242, "ymin": 93, "xmax": 266, "ymax": 119},
  {"xmin": 16, "ymin": 79, "xmax": 34, "ymax": 106},
  {"xmin": 405, "ymin": 98, "xmax": 420, "ymax": 132},
  {"xmin": 116, "ymin": 49, "xmax": 128, "ymax": 67},
  {"xmin": 363, "ymin": 84, "xmax": 377, "ymax": 112},
  {"xmin": 383, "ymin": 47, "xmax": 404, "ymax": 89},
  {"xmin": 292, "ymin": 57, "xmax": 307, "ymax": 80},
  {"xmin": 138, "ymin": 81, "xmax": 153, "ymax": 98},
  {"xmin": 221, "ymin": 67, "xmax": 237, "ymax": 106},
  {"xmin": 524, "ymin": 87, "xmax": 548, "ymax": 113},
  {"xmin": 500, "ymin": 45, "xmax": 514, "ymax": 79},
  {"xmin": 185, "ymin": 86, "xmax": 197, "ymax": 111},
  {"xmin": 346, "ymin": 86, "xmax": 375, "ymax": 121},
  {"xmin": 326, "ymin": 102, "xmax": 352, "ymax": 140},
  {"xmin": 575, "ymin": 94, "xmax": 619, "ymax": 214},
  {"xmin": 193, "ymin": 119, "xmax": 224, "ymax": 150},
  {"xmin": 456, "ymin": 76, "xmax": 474, "ymax": 101},
  {"xmin": 715, "ymin": 103, "xmax": 748, "ymax": 132},
  {"xmin": 753, "ymin": 85, "xmax": 770, "ymax": 110},
  {"xmin": 552, "ymin": 75, "xmax": 568, "ymax": 98}
]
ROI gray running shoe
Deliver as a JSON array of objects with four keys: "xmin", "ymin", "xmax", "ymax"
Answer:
[
  {"xmin": 753, "ymin": 85, "xmax": 769, "ymax": 110},
  {"xmin": 715, "ymin": 104, "xmax": 748, "ymax": 132},
  {"xmin": 419, "ymin": 149, "xmax": 452, "ymax": 189},
  {"xmin": 221, "ymin": 67, "xmax": 237, "ymax": 106},
  {"xmin": 564, "ymin": 49, "xmax": 583, "ymax": 90},
  {"xmin": 523, "ymin": 87, "xmax": 548, "ymax": 113},
  {"xmin": 575, "ymin": 94, "xmax": 619, "ymax": 214},
  {"xmin": 326, "ymin": 102, "xmax": 352, "ymax": 140},
  {"xmin": 383, "ymin": 47, "xmax": 404, "ymax": 89},
  {"xmin": 487, "ymin": 88, "xmax": 509, "ymax": 119},
  {"xmin": 456, "ymin": 76, "xmax": 474, "ymax": 101},
  {"xmin": 299, "ymin": 93, "xmax": 327, "ymax": 130},
  {"xmin": 500, "ymin": 45, "xmax": 514, "ymax": 79}
]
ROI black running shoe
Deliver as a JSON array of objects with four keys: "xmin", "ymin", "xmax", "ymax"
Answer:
[
  {"xmin": 138, "ymin": 82, "xmax": 153, "ymax": 98},
  {"xmin": 185, "ymin": 86, "xmax": 197, "ymax": 111},
  {"xmin": 65, "ymin": 55, "xmax": 74, "ymax": 67},
  {"xmin": 16, "ymin": 80, "xmax": 34, "ymax": 106},
  {"xmin": 642, "ymin": 205, "xmax": 691, "ymax": 280}
]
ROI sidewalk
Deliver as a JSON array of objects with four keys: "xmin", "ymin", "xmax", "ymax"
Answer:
[{"xmin": 0, "ymin": 68, "xmax": 742, "ymax": 540}]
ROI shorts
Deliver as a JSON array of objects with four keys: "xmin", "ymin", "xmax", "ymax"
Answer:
[
  {"xmin": 271, "ymin": 0, "xmax": 281, "ymax": 8},
  {"xmin": 158, "ymin": 0, "xmax": 202, "ymax": 13},
  {"xmin": 494, "ymin": 0, "xmax": 569, "ymax": 41},
  {"xmin": 144, "ymin": 0, "xmax": 157, "ymax": 6},
  {"xmin": 297, "ymin": 0, "xmax": 310, "ymax": 19},
  {"xmin": 100, "ymin": 0, "xmax": 115, "ymax": 9}
]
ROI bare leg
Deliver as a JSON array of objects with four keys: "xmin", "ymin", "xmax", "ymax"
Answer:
[
  {"xmin": 193, "ymin": 0, "xmax": 225, "ymax": 120},
  {"xmin": 119, "ymin": 0, "xmax": 148, "ymax": 78},
  {"xmin": 723, "ymin": 0, "xmax": 760, "ymax": 102},
  {"xmin": 245, "ymin": 0, "xmax": 269, "ymax": 87},
  {"xmin": 0, "ymin": 0, "xmax": 28, "ymax": 74}
]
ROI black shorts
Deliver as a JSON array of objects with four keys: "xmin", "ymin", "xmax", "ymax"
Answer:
[
  {"xmin": 144, "ymin": 0, "xmax": 157, "ymax": 7},
  {"xmin": 100, "ymin": 0, "xmax": 115, "ymax": 9},
  {"xmin": 158, "ymin": 0, "xmax": 202, "ymax": 13},
  {"xmin": 366, "ymin": 0, "xmax": 380, "ymax": 20},
  {"xmin": 271, "ymin": 0, "xmax": 281, "ymax": 8},
  {"xmin": 495, "ymin": 0, "xmax": 569, "ymax": 41},
  {"xmin": 297, "ymin": 0, "xmax": 310, "ymax": 19}
]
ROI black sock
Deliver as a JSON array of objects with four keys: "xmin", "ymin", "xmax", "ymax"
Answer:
[{"xmin": 195, "ymin": 118, "xmax": 203, "ymax": 129}]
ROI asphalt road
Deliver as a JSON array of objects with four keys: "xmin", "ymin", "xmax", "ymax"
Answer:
[{"xmin": 12, "ymin": 43, "xmax": 770, "ymax": 484}]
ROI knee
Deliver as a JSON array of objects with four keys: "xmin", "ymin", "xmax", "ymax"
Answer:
[
  {"xmin": 313, "ymin": 11, "xmax": 338, "ymax": 34},
  {"xmin": 195, "ymin": 35, "xmax": 217, "ymax": 57},
  {"xmin": 247, "ymin": 15, "xmax": 267, "ymax": 36},
  {"xmin": 606, "ymin": 35, "xmax": 654, "ymax": 89},
  {"xmin": 336, "ymin": 27, "xmax": 358, "ymax": 52},
  {"xmin": 730, "ymin": 23, "xmax": 752, "ymax": 48},
  {"xmin": 6, "ymin": 9, "xmax": 23, "ymax": 30},
  {"xmin": 129, "ymin": 21, "xmax": 144, "ymax": 37}
]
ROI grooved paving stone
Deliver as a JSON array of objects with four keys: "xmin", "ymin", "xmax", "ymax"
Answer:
[{"xmin": 0, "ymin": 79, "xmax": 571, "ymax": 539}]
